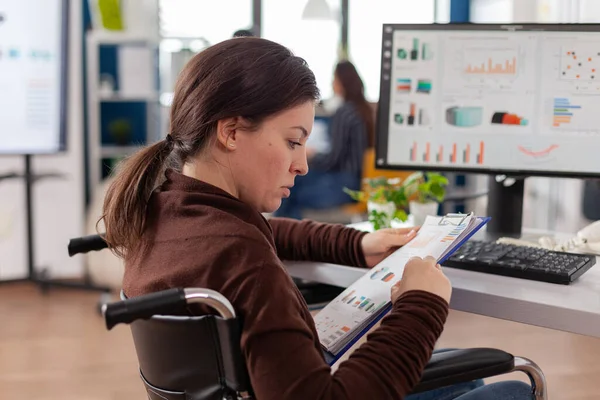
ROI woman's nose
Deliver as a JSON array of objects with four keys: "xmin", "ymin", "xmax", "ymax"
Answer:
[{"xmin": 292, "ymin": 154, "xmax": 309, "ymax": 176}]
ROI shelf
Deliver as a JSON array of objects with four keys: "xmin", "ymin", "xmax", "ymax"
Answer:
[
  {"xmin": 99, "ymin": 93, "xmax": 159, "ymax": 102},
  {"xmin": 87, "ymin": 30, "xmax": 159, "ymax": 45},
  {"xmin": 86, "ymin": 28, "xmax": 161, "ymax": 202},
  {"xmin": 101, "ymin": 145, "xmax": 141, "ymax": 158}
]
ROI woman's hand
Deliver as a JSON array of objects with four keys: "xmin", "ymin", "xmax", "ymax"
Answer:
[
  {"xmin": 391, "ymin": 256, "xmax": 452, "ymax": 304},
  {"xmin": 360, "ymin": 227, "xmax": 419, "ymax": 268}
]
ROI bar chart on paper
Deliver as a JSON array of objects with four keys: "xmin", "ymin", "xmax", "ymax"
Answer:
[
  {"xmin": 336, "ymin": 288, "xmax": 387, "ymax": 315},
  {"xmin": 409, "ymin": 141, "xmax": 485, "ymax": 165},
  {"xmin": 441, "ymin": 223, "xmax": 468, "ymax": 242}
]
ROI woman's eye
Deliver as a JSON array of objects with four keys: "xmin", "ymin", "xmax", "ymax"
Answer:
[{"xmin": 288, "ymin": 140, "xmax": 302, "ymax": 149}]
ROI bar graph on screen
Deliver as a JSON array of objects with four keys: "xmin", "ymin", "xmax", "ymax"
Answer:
[
  {"xmin": 477, "ymin": 141, "xmax": 485, "ymax": 164},
  {"xmin": 550, "ymin": 96, "xmax": 600, "ymax": 131},
  {"xmin": 436, "ymin": 145, "xmax": 443, "ymax": 162},
  {"xmin": 552, "ymin": 97, "xmax": 581, "ymax": 127},
  {"xmin": 408, "ymin": 142, "xmax": 485, "ymax": 165},
  {"xmin": 409, "ymin": 142, "xmax": 417, "ymax": 161},
  {"xmin": 450, "ymin": 143, "xmax": 457, "ymax": 163},
  {"xmin": 465, "ymin": 57, "xmax": 517, "ymax": 74},
  {"xmin": 463, "ymin": 47, "xmax": 518, "ymax": 76},
  {"xmin": 423, "ymin": 142, "xmax": 431, "ymax": 162}
]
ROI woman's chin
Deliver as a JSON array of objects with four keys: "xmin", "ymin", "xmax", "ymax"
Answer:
[{"xmin": 261, "ymin": 199, "xmax": 282, "ymax": 214}]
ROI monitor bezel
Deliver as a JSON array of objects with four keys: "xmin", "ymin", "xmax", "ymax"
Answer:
[
  {"xmin": 0, "ymin": 0, "xmax": 69, "ymax": 155},
  {"xmin": 375, "ymin": 23, "xmax": 600, "ymax": 179}
]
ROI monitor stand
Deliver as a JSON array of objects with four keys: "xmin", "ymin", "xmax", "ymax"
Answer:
[{"xmin": 486, "ymin": 175, "xmax": 526, "ymax": 237}]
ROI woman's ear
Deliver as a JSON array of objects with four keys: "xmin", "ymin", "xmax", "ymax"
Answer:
[{"xmin": 216, "ymin": 117, "xmax": 239, "ymax": 150}]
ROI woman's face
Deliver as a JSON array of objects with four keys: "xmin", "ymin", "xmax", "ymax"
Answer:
[{"xmin": 229, "ymin": 101, "xmax": 315, "ymax": 213}]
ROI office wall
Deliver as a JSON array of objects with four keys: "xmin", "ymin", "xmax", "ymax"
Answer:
[
  {"xmin": 0, "ymin": 0, "xmax": 85, "ymax": 280},
  {"xmin": 579, "ymin": 0, "xmax": 600, "ymax": 21},
  {"xmin": 470, "ymin": 0, "xmax": 576, "ymax": 23},
  {"xmin": 436, "ymin": 0, "xmax": 451, "ymax": 23},
  {"xmin": 470, "ymin": 0, "xmax": 513, "ymax": 22}
]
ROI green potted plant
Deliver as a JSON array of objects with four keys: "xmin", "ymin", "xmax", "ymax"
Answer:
[
  {"xmin": 402, "ymin": 172, "xmax": 449, "ymax": 225},
  {"xmin": 343, "ymin": 177, "xmax": 409, "ymax": 230}
]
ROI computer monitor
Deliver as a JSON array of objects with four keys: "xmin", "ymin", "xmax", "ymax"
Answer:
[
  {"xmin": 0, "ymin": 0, "xmax": 68, "ymax": 155},
  {"xmin": 307, "ymin": 116, "xmax": 331, "ymax": 155},
  {"xmin": 376, "ymin": 23, "xmax": 600, "ymax": 234}
]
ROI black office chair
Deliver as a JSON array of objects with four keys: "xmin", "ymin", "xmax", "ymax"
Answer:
[{"xmin": 69, "ymin": 235, "xmax": 548, "ymax": 400}]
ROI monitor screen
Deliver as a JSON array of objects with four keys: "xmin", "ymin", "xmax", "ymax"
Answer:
[
  {"xmin": 0, "ymin": 0, "xmax": 68, "ymax": 155},
  {"xmin": 376, "ymin": 24, "xmax": 600, "ymax": 178},
  {"xmin": 307, "ymin": 116, "xmax": 331, "ymax": 155}
]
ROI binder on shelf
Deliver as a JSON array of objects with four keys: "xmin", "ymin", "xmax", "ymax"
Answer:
[{"xmin": 315, "ymin": 212, "xmax": 490, "ymax": 365}]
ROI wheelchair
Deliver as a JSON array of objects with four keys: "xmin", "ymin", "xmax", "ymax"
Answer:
[{"xmin": 68, "ymin": 234, "xmax": 548, "ymax": 400}]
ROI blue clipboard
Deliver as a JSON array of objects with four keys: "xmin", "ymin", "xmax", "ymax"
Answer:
[{"xmin": 322, "ymin": 214, "xmax": 491, "ymax": 366}]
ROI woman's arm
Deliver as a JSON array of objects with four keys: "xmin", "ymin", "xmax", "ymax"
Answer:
[
  {"xmin": 269, "ymin": 217, "xmax": 368, "ymax": 267},
  {"xmin": 269, "ymin": 218, "xmax": 417, "ymax": 268},
  {"xmin": 237, "ymin": 260, "xmax": 450, "ymax": 400}
]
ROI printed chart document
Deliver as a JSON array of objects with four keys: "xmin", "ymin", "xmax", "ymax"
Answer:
[{"xmin": 314, "ymin": 213, "xmax": 490, "ymax": 365}]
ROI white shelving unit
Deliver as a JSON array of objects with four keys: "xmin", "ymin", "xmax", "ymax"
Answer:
[
  {"xmin": 157, "ymin": 37, "xmax": 208, "ymax": 139},
  {"xmin": 85, "ymin": 30, "xmax": 160, "ymax": 201}
]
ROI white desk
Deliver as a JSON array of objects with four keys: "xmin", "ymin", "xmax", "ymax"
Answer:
[{"xmin": 285, "ymin": 223, "xmax": 600, "ymax": 339}]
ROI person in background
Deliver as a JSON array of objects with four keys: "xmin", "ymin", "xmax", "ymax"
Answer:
[
  {"xmin": 275, "ymin": 60, "xmax": 373, "ymax": 219},
  {"xmin": 233, "ymin": 28, "xmax": 255, "ymax": 37},
  {"xmin": 331, "ymin": 60, "xmax": 376, "ymax": 148},
  {"xmin": 100, "ymin": 37, "xmax": 532, "ymax": 400}
]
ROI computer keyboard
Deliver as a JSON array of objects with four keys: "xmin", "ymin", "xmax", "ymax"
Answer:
[{"xmin": 443, "ymin": 240, "xmax": 597, "ymax": 285}]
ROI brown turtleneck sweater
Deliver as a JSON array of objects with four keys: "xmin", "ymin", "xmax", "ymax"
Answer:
[{"xmin": 123, "ymin": 169, "xmax": 449, "ymax": 400}]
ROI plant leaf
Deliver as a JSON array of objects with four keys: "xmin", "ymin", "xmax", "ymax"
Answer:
[
  {"xmin": 404, "ymin": 171, "xmax": 423, "ymax": 185},
  {"xmin": 394, "ymin": 209, "xmax": 408, "ymax": 222},
  {"xmin": 343, "ymin": 187, "xmax": 365, "ymax": 202},
  {"xmin": 430, "ymin": 183, "xmax": 445, "ymax": 201},
  {"xmin": 427, "ymin": 173, "xmax": 449, "ymax": 186}
]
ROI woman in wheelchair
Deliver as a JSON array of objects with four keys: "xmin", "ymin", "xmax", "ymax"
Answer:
[{"xmin": 99, "ymin": 37, "xmax": 533, "ymax": 400}]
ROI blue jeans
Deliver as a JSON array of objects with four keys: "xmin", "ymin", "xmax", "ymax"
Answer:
[
  {"xmin": 406, "ymin": 381, "xmax": 532, "ymax": 400},
  {"xmin": 275, "ymin": 169, "xmax": 360, "ymax": 220}
]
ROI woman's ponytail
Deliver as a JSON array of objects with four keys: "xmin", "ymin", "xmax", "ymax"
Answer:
[{"xmin": 99, "ymin": 138, "xmax": 173, "ymax": 260}]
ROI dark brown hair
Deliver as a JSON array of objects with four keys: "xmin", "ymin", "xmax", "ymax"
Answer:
[
  {"xmin": 100, "ymin": 37, "xmax": 320, "ymax": 260},
  {"xmin": 334, "ymin": 61, "xmax": 375, "ymax": 147}
]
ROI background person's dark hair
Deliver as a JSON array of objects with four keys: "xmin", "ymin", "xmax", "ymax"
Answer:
[
  {"xmin": 100, "ymin": 37, "xmax": 320, "ymax": 260},
  {"xmin": 233, "ymin": 28, "xmax": 255, "ymax": 37},
  {"xmin": 334, "ymin": 60, "xmax": 375, "ymax": 147}
]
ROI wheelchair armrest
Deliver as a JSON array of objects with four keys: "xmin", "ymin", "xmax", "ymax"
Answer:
[{"xmin": 410, "ymin": 348, "xmax": 515, "ymax": 394}]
